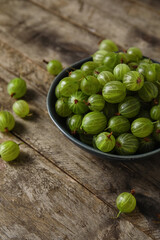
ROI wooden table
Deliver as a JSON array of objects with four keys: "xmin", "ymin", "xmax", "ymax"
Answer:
[{"xmin": 0, "ymin": 0, "xmax": 160, "ymax": 239}]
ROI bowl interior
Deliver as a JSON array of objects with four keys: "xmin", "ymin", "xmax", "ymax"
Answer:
[{"xmin": 47, "ymin": 56, "xmax": 160, "ymax": 161}]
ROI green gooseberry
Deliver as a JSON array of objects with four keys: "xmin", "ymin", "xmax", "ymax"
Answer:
[
  {"xmin": 0, "ymin": 140, "xmax": 20, "ymax": 161},
  {"xmin": 123, "ymin": 71, "xmax": 144, "ymax": 91},
  {"xmin": 118, "ymin": 96, "xmax": 141, "ymax": 118},
  {"xmin": 103, "ymin": 52, "xmax": 119, "ymax": 69},
  {"xmin": 87, "ymin": 94, "xmax": 105, "ymax": 111},
  {"xmin": 55, "ymin": 84, "xmax": 61, "ymax": 98},
  {"xmin": 102, "ymin": 81, "xmax": 126, "ymax": 103},
  {"xmin": 97, "ymin": 71, "xmax": 115, "ymax": 88},
  {"xmin": 138, "ymin": 58, "xmax": 152, "ymax": 64},
  {"xmin": 80, "ymin": 76, "xmax": 100, "ymax": 95},
  {"xmin": 150, "ymin": 105, "xmax": 160, "ymax": 120},
  {"xmin": 116, "ymin": 192, "xmax": 136, "ymax": 218},
  {"xmin": 58, "ymin": 77, "xmax": 79, "ymax": 97},
  {"xmin": 68, "ymin": 114, "xmax": 83, "ymax": 134},
  {"xmin": 69, "ymin": 69, "xmax": 84, "ymax": 85},
  {"xmin": 79, "ymin": 133, "xmax": 93, "ymax": 146},
  {"xmin": 108, "ymin": 116, "xmax": 130, "ymax": 136},
  {"xmin": 118, "ymin": 52, "xmax": 129, "ymax": 64},
  {"xmin": 127, "ymin": 47, "xmax": 143, "ymax": 62},
  {"xmin": 113, "ymin": 64, "xmax": 130, "ymax": 81},
  {"xmin": 99, "ymin": 39, "xmax": 118, "ymax": 52},
  {"xmin": 115, "ymin": 133, "xmax": 139, "ymax": 155},
  {"xmin": 95, "ymin": 132, "xmax": 115, "ymax": 152},
  {"xmin": 153, "ymin": 121, "xmax": 160, "ymax": 142},
  {"xmin": 145, "ymin": 63, "xmax": 160, "ymax": 82},
  {"xmin": 131, "ymin": 117, "xmax": 154, "ymax": 138},
  {"xmin": 0, "ymin": 111, "xmax": 15, "ymax": 132},
  {"xmin": 81, "ymin": 111, "xmax": 107, "ymax": 135},
  {"xmin": 93, "ymin": 65, "xmax": 113, "ymax": 77},
  {"xmin": 47, "ymin": 60, "xmax": 63, "ymax": 75},
  {"xmin": 128, "ymin": 62, "xmax": 138, "ymax": 71},
  {"xmin": 92, "ymin": 50, "xmax": 108, "ymax": 64},
  {"xmin": 136, "ymin": 63, "xmax": 150, "ymax": 76},
  {"xmin": 138, "ymin": 82, "xmax": 158, "ymax": 102},
  {"xmin": 68, "ymin": 91, "xmax": 89, "ymax": 114},
  {"xmin": 138, "ymin": 136, "xmax": 155, "ymax": 153},
  {"xmin": 7, "ymin": 78, "xmax": 27, "ymax": 99},
  {"xmin": 12, "ymin": 100, "xmax": 30, "ymax": 118},
  {"xmin": 55, "ymin": 97, "xmax": 72, "ymax": 117},
  {"xmin": 103, "ymin": 102, "xmax": 118, "ymax": 119},
  {"xmin": 81, "ymin": 61, "xmax": 99, "ymax": 76}
]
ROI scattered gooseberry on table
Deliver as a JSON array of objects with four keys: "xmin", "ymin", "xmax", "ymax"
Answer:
[{"xmin": 0, "ymin": 140, "xmax": 20, "ymax": 162}]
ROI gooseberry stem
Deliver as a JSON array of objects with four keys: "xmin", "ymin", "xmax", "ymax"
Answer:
[
  {"xmin": 4, "ymin": 128, "xmax": 8, "ymax": 133},
  {"xmin": 11, "ymin": 93, "xmax": 16, "ymax": 98},
  {"xmin": 116, "ymin": 211, "xmax": 122, "ymax": 218},
  {"xmin": 43, "ymin": 59, "xmax": 49, "ymax": 64}
]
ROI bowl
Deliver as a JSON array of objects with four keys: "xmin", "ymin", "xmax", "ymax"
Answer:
[{"xmin": 47, "ymin": 56, "xmax": 160, "ymax": 161}]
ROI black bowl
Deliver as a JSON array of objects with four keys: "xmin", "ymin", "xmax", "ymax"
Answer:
[{"xmin": 47, "ymin": 56, "xmax": 160, "ymax": 161}]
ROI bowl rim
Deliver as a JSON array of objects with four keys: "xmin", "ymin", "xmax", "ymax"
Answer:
[{"xmin": 47, "ymin": 56, "xmax": 160, "ymax": 161}]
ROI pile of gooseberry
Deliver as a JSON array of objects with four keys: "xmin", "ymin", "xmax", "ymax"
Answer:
[
  {"xmin": 0, "ymin": 77, "xmax": 31, "ymax": 162},
  {"xmin": 54, "ymin": 40, "xmax": 160, "ymax": 155}
]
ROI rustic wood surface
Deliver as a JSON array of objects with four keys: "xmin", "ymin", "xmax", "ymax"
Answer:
[{"xmin": 0, "ymin": 0, "xmax": 160, "ymax": 239}]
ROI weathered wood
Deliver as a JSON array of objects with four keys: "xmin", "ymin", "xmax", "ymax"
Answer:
[
  {"xmin": 0, "ymin": 41, "xmax": 160, "ymax": 239},
  {"xmin": 29, "ymin": 0, "xmax": 160, "ymax": 60},
  {"xmin": 0, "ymin": 0, "xmax": 160, "ymax": 239},
  {"xmin": 0, "ymin": 0, "xmax": 99, "ymax": 67}
]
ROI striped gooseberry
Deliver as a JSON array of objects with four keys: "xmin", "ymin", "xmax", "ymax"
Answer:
[
  {"xmin": 131, "ymin": 117, "xmax": 154, "ymax": 138},
  {"xmin": 116, "ymin": 191, "xmax": 136, "ymax": 218},
  {"xmin": 12, "ymin": 100, "xmax": 30, "ymax": 118},
  {"xmin": 95, "ymin": 132, "xmax": 115, "ymax": 152},
  {"xmin": 113, "ymin": 63, "xmax": 130, "ymax": 81},
  {"xmin": 7, "ymin": 78, "xmax": 27, "ymax": 99},
  {"xmin": 0, "ymin": 111, "xmax": 15, "ymax": 132},
  {"xmin": 115, "ymin": 133, "xmax": 139, "ymax": 155},
  {"xmin": 55, "ymin": 98, "xmax": 72, "ymax": 117},
  {"xmin": 0, "ymin": 140, "xmax": 20, "ymax": 161},
  {"xmin": 99, "ymin": 39, "xmax": 118, "ymax": 52},
  {"xmin": 81, "ymin": 111, "xmax": 107, "ymax": 135},
  {"xmin": 123, "ymin": 71, "xmax": 144, "ymax": 91},
  {"xmin": 46, "ymin": 60, "xmax": 63, "ymax": 75}
]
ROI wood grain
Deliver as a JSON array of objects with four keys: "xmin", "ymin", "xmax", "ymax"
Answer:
[
  {"xmin": 0, "ymin": 0, "xmax": 160, "ymax": 239},
  {"xmin": 0, "ymin": 40, "xmax": 160, "ymax": 239},
  {"xmin": 0, "ymin": 0, "xmax": 99, "ymax": 67},
  {"xmin": 29, "ymin": 0, "xmax": 160, "ymax": 60}
]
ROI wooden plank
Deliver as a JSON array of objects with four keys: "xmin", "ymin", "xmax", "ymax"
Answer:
[
  {"xmin": 0, "ymin": 134, "xmax": 121, "ymax": 240},
  {"xmin": 0, "ymin": 0, "xmax": 99, "ymax": 67},
  {"xmin": 0, "ymin": 41, "xmax": 160, "ymax": 239},
  {"xmin": 29, "ymin": 0, "xmax": 160, "ymax": 61}
]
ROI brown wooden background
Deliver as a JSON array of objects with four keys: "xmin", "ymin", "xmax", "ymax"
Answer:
[{"xmin": 0, "ymin": 0, "xmax": 160, "ymax": 239}]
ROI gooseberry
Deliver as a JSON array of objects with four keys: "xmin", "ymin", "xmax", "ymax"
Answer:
[
  {"xmin": 87, "ymin": 94, "xmax": 105, "ymax": 111},
  {"xmin": 113, "ymin": 64, "xmax": 130, "ymax": 81},
  {"xmin": 46, "ymin": 60, "xmax": 63, "ymax": 75},
  {"xmin": 108, "ymin": 116, "xmax": 130, "ymax": 136},
  {"xmin": 116, "ymin": 192, "xmax": 136, "ymax": 218},
  {"xmin": 95, "ymin": 132, "xmax": 115, "ymax": 152},
  {"xmin": 131, "ymin": 117, "xmax": 154, "ymax": 138},
  {"xmin": 99, "ymin": 39, "xmax": 118, "ymax": 52},
  {"xmin": 80, "ymin": 76, "xmax": 100, "ymax": 95},
  {"xmin": 68, "ymin": 91, "xmax": 88, "ymax": 114},
  {"xmin": 115, "ymin": 133, "xmax": 139, "ymax": 155},
  {"xmin": 0, "ymin": 111, "xmax": 15, "ymax": 132},
  {"xmin": 55, "ymin": 98, "xmax": 72, "ymax": 117},
  {"xmin": 0, "ymin": 140, "xmax": 20, "ymax": 161},
  {"xmin": 7, "ymin": 78, "xmax": 27, "ymax": 99},
  {"xmin": 81, "ymin": 111, "xmax": 107, "ymax": 134},
  {"xmin": 102, "ymin": 81, "xmax": 126, "ymax": 103},
  {"xmin": 123, "ymin": 71, "xmax": 144, "ymax": 91},
  {"xmin": 12, "ymin": 100, "xmax": 30, "ymax": 118}
]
